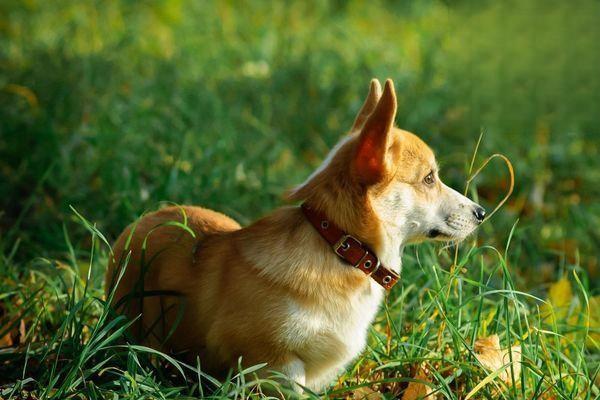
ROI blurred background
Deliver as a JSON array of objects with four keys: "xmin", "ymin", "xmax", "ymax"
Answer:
[{"xmin": 1, "ymin": 0, "xmax": 599, "ymax": 289}]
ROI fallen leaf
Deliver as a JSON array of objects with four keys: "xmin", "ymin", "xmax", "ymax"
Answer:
[
  {"xmin": 0, "ymin": 319, "xmax": 26, "ymax": 348},
  {"xmin": 541, "ymin": 276, "xmax": 599, "ymax": 350},
  {"xmin": 19, "ymin": 319, "xmax": 26, "ymax": 342},
  {"xmin": 568, "ymin": 295, "xmax": 600, "ymax": 350},
  {"xmin": 474, "ymin": 334, "xmax": 521, "ymax": 384},
  {"xmin": 350, "ymin": 386, "xmax": 383, "ymax": 399},
  {"xmin": 0, "ymin": 330, "xmax": 13, "ymax": 347},
  {"xmin": 587, "ymin": 296, "xmax": 600, "ymax": 350},
  {"xmin": 541, "ymin": 276, "xmax": 572, "ymax": 320},
  {"xmin": 402, "ymin": 364, "xmax": 435, "ymax": 400},
  {"xmin": 548, "ymin": 277, "xmax": 572, "ymax": 308}
]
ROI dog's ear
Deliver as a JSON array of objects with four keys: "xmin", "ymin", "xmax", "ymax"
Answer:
[
  {"xmin": 352, "ymin": 79, "xmax": 397, "ymax": 185},
  {"xmin": 351, "ymin": 79, "xmax": 382, "ymax": 132}
]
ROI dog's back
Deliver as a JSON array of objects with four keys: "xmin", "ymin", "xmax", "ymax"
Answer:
[{"xmin": 105, "ymin": 206, "xmax": 241, "ymax": 351}]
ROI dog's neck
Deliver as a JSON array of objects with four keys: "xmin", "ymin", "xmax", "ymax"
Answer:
[
  {"xmin": 378, "ymin": 226, "xmax": 405, "ymax": 273},
  {"xmin": 303, "ymin": 195, "xmax": 406, "ymax": 274},
  {"xmin": 236, "ymin": 206, "xmax": 403, "ymax": 298}
]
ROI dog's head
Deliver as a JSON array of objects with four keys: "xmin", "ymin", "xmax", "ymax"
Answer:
[{"xmin": 288, "ymin": 79, "xmax": 484, "ymax": 251}]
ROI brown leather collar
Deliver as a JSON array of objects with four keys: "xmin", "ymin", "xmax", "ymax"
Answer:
[{"xmin": 301, "ymin": 203, "xmax": 400, "ymax": 290}]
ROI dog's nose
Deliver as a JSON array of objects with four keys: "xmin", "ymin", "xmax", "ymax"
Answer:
[{"xmin": 473, "ymin": 206, "xmax": 486, "ymax": 223}]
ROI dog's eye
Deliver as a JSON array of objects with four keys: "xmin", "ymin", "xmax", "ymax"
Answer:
[{"xmin": 424, "ymin": 172, "xmax": 435, "ymax": 185}]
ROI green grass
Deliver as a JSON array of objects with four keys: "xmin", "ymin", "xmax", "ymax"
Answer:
[
  {"xmin": 0, "ymin": 0, "xmax": 599, "ymax": 398},
  {"xmin": 0, "ymin": 205, "xmax": 597, "ymax": 398}
]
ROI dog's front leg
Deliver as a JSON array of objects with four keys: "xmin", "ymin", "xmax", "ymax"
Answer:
[
  {"xmin": 279, "ymin": 357, "xmax": 306, "ymax": 392},
  {"xmin": 258, "ymin": 356, "xmax": 306, "ymax": 397}
]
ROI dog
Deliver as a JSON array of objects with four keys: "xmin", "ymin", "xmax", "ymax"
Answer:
[{"xmin": 105, "ymin": 78, "xmax": 485, "ymax": 392}]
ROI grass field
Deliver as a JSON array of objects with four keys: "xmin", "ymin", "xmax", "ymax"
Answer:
[{"xmin": 0, "ymin": 0, "xmax": 599, "ymax": 398}]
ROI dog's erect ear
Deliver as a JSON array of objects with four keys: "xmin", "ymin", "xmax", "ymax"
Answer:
[
  {"xmin": 352, "ymin": 79, "xmax": 397, "ymax": 185},
  {"xmin": 351, "ymin": 79, "xmax": 382, "ymax": 132}
]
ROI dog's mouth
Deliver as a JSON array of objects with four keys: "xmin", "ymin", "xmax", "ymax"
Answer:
[
  {"xmin": 418, "ymin": 214, "xmax": 480, "ymax": 243},
  {"xmin": 427, "ymin": 224, "xmax": 474, "ymax": 242},
  {"xmin": 427, "ymin": 228, "xmax": 454, "ymax": 240}
]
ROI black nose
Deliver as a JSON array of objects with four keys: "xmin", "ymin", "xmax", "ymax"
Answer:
[{"xmin": 473, "ymin": 206, "xmax": 486, "ymax": 223}]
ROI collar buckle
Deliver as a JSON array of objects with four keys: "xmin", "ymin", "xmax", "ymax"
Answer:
[
  {"xmin": 333, "ymin": 234, "xmax": 363, "ymax": 259},
  {"xmin": 302, "ymin": 202, "xmax": 399, "ymax": 290},
  {"xmin": 332, "ymin": 234, "xmax": 352, "ymax": 255}
]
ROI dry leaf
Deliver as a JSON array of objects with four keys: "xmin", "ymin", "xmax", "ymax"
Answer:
[
  {"xmin": 0, "ymin": 319, "xmax": 26, "ymax": 348},
  {"xmin": 0, "ymin": 330, "xmax": 13, "ymax": 347},
  {"xmin": 19, "ymin": 319, "xmax": 26, "ymax": 341},
  {"xmin": 474, "ymin": 334, "xmax": 521, "ymax": 384},
  {"xmin": 402, "ymin": 364, "xmax": 436, "ymax": 400},
  {"xmin": 350, "ymin": 387, "xmax": 383, "ymax": 400}
]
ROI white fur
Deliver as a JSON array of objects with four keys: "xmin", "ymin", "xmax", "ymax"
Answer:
[
  {"xmin": 279, "ymin": 357, "xmax": 306, "ymax": 392},
  {"xmin": 240, "ymin": 219, "xmax": 386, "ymax": 391},
  {"xmin": 372, "ymin": 179, "xmax": 481, "ymax": 246},
  {"xmin": 280, "ymin": 281, "xmax": 384, "ymax": 390}
]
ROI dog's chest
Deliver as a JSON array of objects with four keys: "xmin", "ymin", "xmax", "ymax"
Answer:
[{"xmin": 280, "ymin": 281, "xmax": 384, "ymax": 369}]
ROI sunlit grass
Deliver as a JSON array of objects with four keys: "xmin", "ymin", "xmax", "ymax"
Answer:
[{"xmin": 0, "ymin": 204, "xmax": 597, "ymax": 398}]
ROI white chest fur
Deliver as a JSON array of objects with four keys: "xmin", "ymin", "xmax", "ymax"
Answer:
[{"xmin": 279, "ymin": 280, "xmax": 385, "ymax": 381}]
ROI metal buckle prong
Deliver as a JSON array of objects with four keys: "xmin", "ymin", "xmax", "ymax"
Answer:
[{"xmin": 333, "ymin": 234, "xmax": 352, "ymax": 254}]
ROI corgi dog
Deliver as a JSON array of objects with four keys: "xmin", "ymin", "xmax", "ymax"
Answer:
[{"xmin": 105, "ymin": 79, "xmax": 485, "ymax": 392}]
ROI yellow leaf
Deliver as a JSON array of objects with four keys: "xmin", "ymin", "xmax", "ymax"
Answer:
[
  {"xmin": 588, "ymin": 296, "xmax": 600, "ymax": 350},
  {"xmin": 548, "ymin": 277, "xmax": 572, "ymax": 308},
  {"xmin": 351, "ymin": 387, "xmax": 383, "ymax": 400},
  {"xmin": 474, "ymin": 334, "xmax": 522, "ymax": 385},
  {"xmin": 567, "ymin": 295, "xmax": 600, "ymax": 350},
  {"xmin": 402, "ymin": 364, "xmax": 436, "ymax": 400},
  {"xmin": 542, "ymin": 276, "xmax": 573, "ymax": 320}
]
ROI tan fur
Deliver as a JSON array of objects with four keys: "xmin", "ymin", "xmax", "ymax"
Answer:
[{"xmin": 105, "ymin": 79, "xmax": 483, "ymax": 391}]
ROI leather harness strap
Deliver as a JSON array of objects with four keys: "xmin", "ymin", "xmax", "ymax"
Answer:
[{"xmin": 301, "ymin": 203, "xmax": 400, "ymax": 290}]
